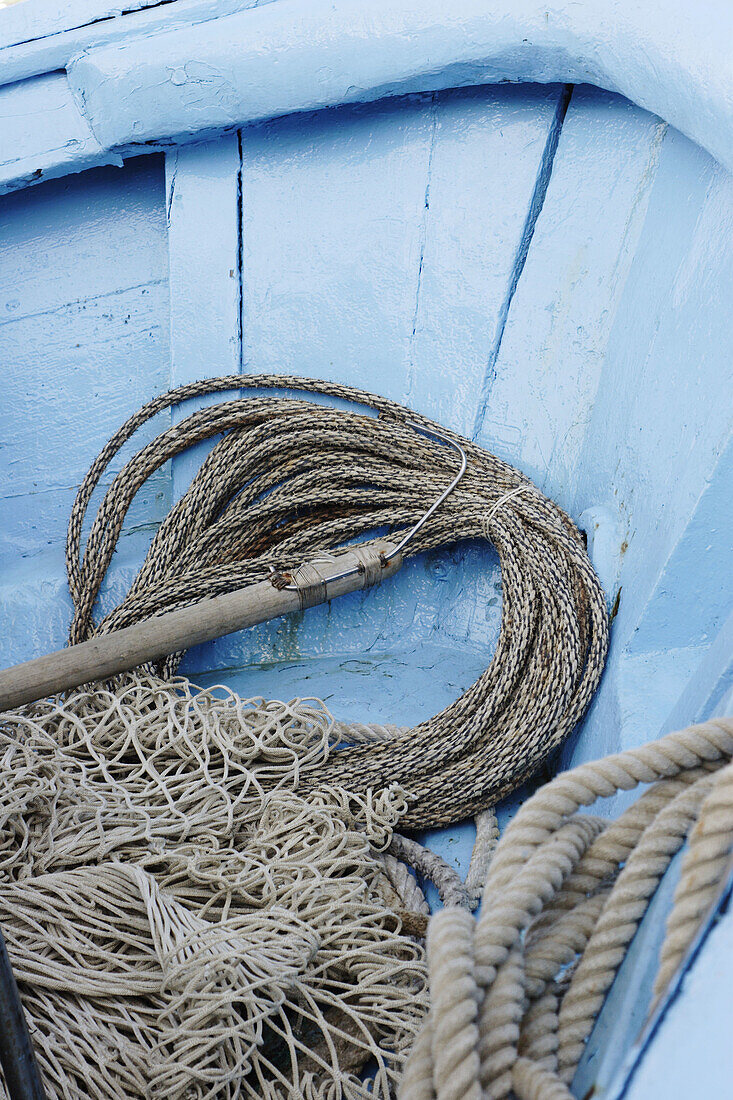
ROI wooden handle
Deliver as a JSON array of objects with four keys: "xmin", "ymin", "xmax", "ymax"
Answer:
[{"xmin": 0, "ymin": 545, "xmax": 402, "ymax": 712}]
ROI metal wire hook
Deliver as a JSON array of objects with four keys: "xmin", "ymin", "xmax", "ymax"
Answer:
[
  {"xmin": 383, "ymin": 421, "xmax": 467, "ymax": 559},
  {"xmin": 269, "ymin": 420, "xmax": 467, "ymax": 590}
]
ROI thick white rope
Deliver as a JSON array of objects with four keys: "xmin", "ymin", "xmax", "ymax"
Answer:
[{"xmin": 400, "ymin": 718, "xmax": 733, "ymax": 1099}]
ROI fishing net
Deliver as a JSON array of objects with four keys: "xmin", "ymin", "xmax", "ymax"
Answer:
[{"xmin": 0, "ymin": 675, "xmax": 428, "ymax": 1099}]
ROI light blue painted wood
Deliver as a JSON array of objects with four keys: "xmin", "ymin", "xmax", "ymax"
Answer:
[
  {"xmin": 0, "ymin": 155, "xmax": 170, "ymax": 663},
  {"xmin": 0, "ymin": 0, "xmax": 273, "ymax": 85},
  {"xmin": 572, "ymin": 131, "xmax": 733, "ymax": 764},
  {"xmin": 65, "ymin": 0, "xmax": 733, "ymax": 174},
  {"xmin": 663, "ymin": 607, "xmax": 733, "ymax": 735},
  {"xmin": 240, "ymin": 85, "xmax": 565, "ymax": 432},
  {"xmin": 472, "ymin": 85, "xmax": 733, "ymax": 778},
  {"xmin": 474, "ymin": 86, "xmax": 667, "ymax": 505},
  {"xmin": 3, "ymin": 0, "xmax": 732, "ymax": 196},
  {"xmin": 0, "ymin": 70, "xmax": 117, "ymax": 191},
  {"xmin": 0, "ymin": 154, "xmax": 166, "ymax": 323},
  {"xmin": 166, "ymin": 136, "xmax": 242, "ymax": 499},
  {"xmin": 630, "ymin": 436, "xmax": 733, "ymax": 655},
  {"xmin": 0, "ymin": 0, "xmax": 167, "ymax": 48},
  {"xmin": 170, "ymin": 87, "xmax": 565, "ymax": 897},
  {"xmin": 479, "ymin": 87, "xmax": 733, "ymax": 1094},
  {"xmin": 612, "ymin": 902, "xmax": 733, "ymax": 1100},
  {"xmin": 576, "ymin": 137, "xmax": 733, "ymax": 642}
]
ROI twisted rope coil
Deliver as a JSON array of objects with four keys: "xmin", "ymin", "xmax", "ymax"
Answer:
[
  {"xmin": 400, "ymin": 718, "xmax": 733, "ymax": 1099},
  {"xmin": 66, "ymin": 374, "xmax": 608, "ymax": 829}
]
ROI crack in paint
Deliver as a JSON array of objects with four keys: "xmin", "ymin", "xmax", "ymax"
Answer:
[
  {"xmin": 471, "ymin": 83, "xmax": 573, "ymax": 442},
  {"xmin": 405, "ymin": 92, "xmax": 438, "ymax": 403},
  {"xmin": 1, "ymin": 0, "xmax": 184, "ymax": 53},
  {"xmin": 236, "ymin": 128, "xmax": 244, "ymax": 369},
  {"xmin": 0, "ymin": 277, "xmax": 167, "ymax": 328},
  {"xmin": 165, "ymin": 147, "xmax": 178, "ymax": 225}
]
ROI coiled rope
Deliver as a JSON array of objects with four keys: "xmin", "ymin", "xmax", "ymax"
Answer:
[
  {"xmin": 66, "ymin": 374, "xmax": 609, "ymax": 829},
  {"xmin": 399, "ymin": 717, "xmax": 733, "ymax": 1099}
]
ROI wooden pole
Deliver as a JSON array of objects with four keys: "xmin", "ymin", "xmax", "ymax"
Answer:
[{"xmin": 0, "ymin": 545, "xmax": 402, "ymax": 712}]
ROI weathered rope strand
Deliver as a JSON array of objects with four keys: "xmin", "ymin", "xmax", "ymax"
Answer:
[
  {"xmin": 465, "ymin": 807, "xmax": 500, "ymax": 905},
  {"xmin": 650, "ymin": 757, "xmax": 733, "ymax": 1011}
]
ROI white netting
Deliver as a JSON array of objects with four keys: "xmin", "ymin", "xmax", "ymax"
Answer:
[{"xmin": 0, "ymin": 674, "xmax": 428, "ymax": 1099}]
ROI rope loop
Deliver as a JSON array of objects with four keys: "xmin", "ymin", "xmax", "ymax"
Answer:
[{"xmin": 65, "ymin": 374, "xmax": 610, "ymax": 830}]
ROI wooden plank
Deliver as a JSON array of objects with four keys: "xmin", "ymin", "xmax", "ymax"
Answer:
[
  {"xmin": 0, "ymin": 71, "xmax": 116, "ymax": 194},
  {"xmin": 0, "ymin": 155, "xmax": 170, "ymax": 662},
  {"xmin": 65, "ymin": 0, "xmax": 733, "ymax": 175},
  {"xmin": 239, "ymin": 85, "xmax": 562, "ymax": 432},
  {"xmin": 166, "ymin": 136, "xmax": 241, "ymax": 500},
  {"xmin": 0, "ymin": 0, "xmax": 171, "ymax": 49},
  {"xmin": 472, "ymin": 85, "xmax": 733, "ymax": 757},
  {"xmin": 613, "ymin": 903, "xmax": 733, "ymax": 1100},
  {"xmin": 474, "ymin": 86, "xmax": 667, "ymax": 507},
  {"xmin": 403, "ymin": 84, "xmax": 565, "ymax": 435},
  {"xmin": 3, "ymin": 2, "xmax": 730, "ymax": 195},
  {"xmin": 0, "ymin": 0, "xmax": 265, "ymax": 60},
  {"xmin": 0, "ymin": 286, "xmax": 170, "ymax": 547},
  {"xmin": 576, "ymin": 132, "xmax": 733, "ymax": 648},
  {"xmin": 0, "ymin": 153, "xmax": 167, "ymax": 322}
]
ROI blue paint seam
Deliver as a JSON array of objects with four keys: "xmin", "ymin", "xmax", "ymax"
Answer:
[
  {"xmin": 165, "ymin": 147, "xmax": 178, "ymax": 226},
  {"xmin": 471, "ymin": 83, "xmax": 573, "ymax": 442},
  {"xmin": 0, "ymin": 277, "xmax": 168, "ymax": 329},
  {"xmin": 405, "ymin": 92, "xmax": 439, "ymax": 403},
  {"xmin": 236, "ymin": 128, "xmax": 244, "ymax": 370},
  {"xmin": 0, "ymin": 0, "xmax": 184, "ymax": 53}
]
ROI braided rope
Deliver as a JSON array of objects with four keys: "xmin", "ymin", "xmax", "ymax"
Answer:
[
  {"xmin": 556, "ymin": 775, "xmax": 714, "ymax": 1082},
  {"xmin": 524, "ymin": 892, "xmax": 608, "ymax": 1000},
  {"xmin": 381, "ymin": 854, "xmax": 431, "ymax": 918},
  {"xmin": 512, "ymin": 1058, "xmax": 573, "ymax": 1100},
  {"xmin": 426, "ymin": 909, "xmax": 482, "ymax": 1100},
  {"xmin": 65, "ymin": 374, "xmax": 609, "ymax": 829},
  {"xmin": 399, "ymin": 718, "xmax": 733, "ymax": 1099},
  {"xmin": 529, "ymin": 768, "xmax": 715, "ymax": 940},
  {"xmin": 518, "ymin": 986, "xmax": 563, "ymax": 1070},
  {"xmin": 389, "ymin": 834, "xmax": 472, "ymax": 909},
  {"xmin": 650, "ymin": 758, "xmax": 733, "ymax": 1010},
  {"xmin": 399, "ymin": 1020, "xmax": 435, "ymax": 1100},
  {"xmin": 465, "ymin": 807, "xmax": 500, "ymax": 904},
  {"xmin": 379, "ymin": 852, "xmax": 432, "ymax": 938},
  {"xmin": 477, "ymin": 948, "xmax": 526, "ymax": 1098}
]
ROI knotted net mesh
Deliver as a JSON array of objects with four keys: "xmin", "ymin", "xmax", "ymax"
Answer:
[{"xmin": 0, "ymin": 675, "xmax": 428, "ymax": 1099}]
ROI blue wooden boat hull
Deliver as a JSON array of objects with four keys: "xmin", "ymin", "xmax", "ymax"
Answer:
[{"xmin": 0, "ymin": 2, "xmax": 731, "ymax": 1095}]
